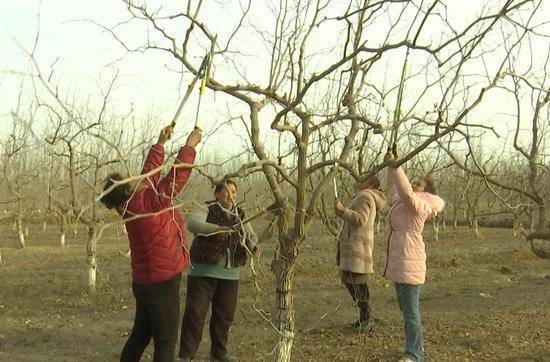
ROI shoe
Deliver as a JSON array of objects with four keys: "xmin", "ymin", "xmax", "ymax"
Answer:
[
  {"xmin": 345, "ymin": 318, "xmax": 375, "ymax": 333},
  {"xmin": 180, "ymin": 357, "xmax": 193, "ymax": 362},
  {"xmin": 359, "ymin": 317, "xmax": 376, "ymax": 333},
  {"xmin": 210, "ymin": 353, "xmax": 238, "ymax": 362},
  {"xmin": 398, "ymin": 355, "xmax": 416, "ymax": 362},
  {"xmin": 398, "ymin": 357, "xmax": 415, "ymax": 362},
  {"xmin": 345, "ymin": 319, "xmax": 362, "ymax": 329}
]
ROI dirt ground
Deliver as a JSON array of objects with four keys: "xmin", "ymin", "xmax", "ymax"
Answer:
[{"xmin": 0, "ymin": 222, "xmax": 549, "ymax": 361}]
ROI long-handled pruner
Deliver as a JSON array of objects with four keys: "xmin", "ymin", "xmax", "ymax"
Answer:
[
  {"xmin": 332, "ymin": 162, "xmax": 340, "ymax": 200},
  {"xmin": 170, "ymin": 52, "xmax": 210, "ymax": 128},
  {"xmin": 194, "ymin": 52, "xmax": 211, "ymax": 129},
  {"xmin": 387, "ymin": 47, "xmax": 409, "ymax": 153}
]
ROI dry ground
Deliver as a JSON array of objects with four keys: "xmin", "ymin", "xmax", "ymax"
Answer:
[{"xmin": 0, "ymin": 222, "xmax": 549, "ymax": 361}]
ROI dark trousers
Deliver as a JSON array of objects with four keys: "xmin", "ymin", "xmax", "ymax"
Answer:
[
  {"xmin": 179, "ymin": 275, "xmax": 239, "ymax": 359},
  {"xmin": 120, "ymin": 273, "xmax": 181, "ymax": 362},
  {"xmin": 344, "ymin": 282, "xmax": 371, "ymax": 321}
]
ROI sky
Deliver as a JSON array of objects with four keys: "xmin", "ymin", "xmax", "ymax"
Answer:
[
  {"xmin": 0, "ymin": 1, "xmax": 290, "ymax": 159},
  {"xmin": 1, "ymin": 0, "xmax": 549, "ymax": 162},
  {"xmin": 1, "ymin": 1, "xmax": 187, "ymax": 126}
]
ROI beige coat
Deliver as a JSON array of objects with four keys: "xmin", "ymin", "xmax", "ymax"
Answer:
[{"xmin": 337, "ymin": 189, "xmax": 387, "ymax": 274}]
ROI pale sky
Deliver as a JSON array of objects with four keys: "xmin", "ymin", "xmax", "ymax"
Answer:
[
  {"xmin": 1, "ymin": 0, "xmax": 549, "ymax": 161},
  {"xmin": 1, "ymin": 1, "xmax": 196, "ymax": 128}
]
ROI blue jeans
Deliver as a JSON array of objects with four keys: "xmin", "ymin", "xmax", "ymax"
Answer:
[{"xmin": 395, "ymin": 283, "xmax": 423, "ymax": 362}]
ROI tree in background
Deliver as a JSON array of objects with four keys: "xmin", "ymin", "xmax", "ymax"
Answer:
[{"xmin": 104, "ymin": 1, "xmax": 544, "ymax": 359}]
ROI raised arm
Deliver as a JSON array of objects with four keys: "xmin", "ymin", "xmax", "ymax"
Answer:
[
  {"xmin": 388, "ymin": 166, "xmax": 424, "ymax": 213},
  {"xmin": 386, "ymin": 167, "xmax": 400, "ymax": 204},
  {"xmin": 336, "ymin": 193, "xmax": 373, "ymax": 227},
  {"xmin": 143, "ymin": 127, "xmax": 202, "ymax": 211},
  {"xmin": 140, "ymin": 125, "xmax": 173, "ymax": 185},
  {"xmin": 140, "ymin": 145, "xmax": 163, "ymax": 186},
  {"xmin": 155, "ymin": 145, "xmax": 196, "ymax": 201},
  {"xmin": 384, "ymin": 150, "xmax": 425, "ymax": 213}
]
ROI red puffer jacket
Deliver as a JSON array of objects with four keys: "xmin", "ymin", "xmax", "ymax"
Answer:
[{"xmin": 117, "ymin": 143, "xmax": 195, "ymax": 284}]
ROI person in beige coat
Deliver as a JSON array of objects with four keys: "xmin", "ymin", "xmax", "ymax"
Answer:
[{"xmin": 335, "ymin": 172, "xmax": 387, "ymax": 332}]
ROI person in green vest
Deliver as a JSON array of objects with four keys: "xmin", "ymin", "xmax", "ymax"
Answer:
[{"xmin": 179, "ymin": 179, "xmax": 258, "ymax": 362}]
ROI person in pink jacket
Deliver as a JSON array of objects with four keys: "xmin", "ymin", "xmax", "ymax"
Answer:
[
  {"xmin": 383, "ymin": 150, "xmax": 445, "ymax": 362},
  {"xmin": 335, "ymin": 173, "xmax": 387, "ymax": 332}
]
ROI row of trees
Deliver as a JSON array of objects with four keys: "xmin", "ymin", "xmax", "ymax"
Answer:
[{"xmin": 1, "ymin": 1, "xmax": 549, "ymax": 360}]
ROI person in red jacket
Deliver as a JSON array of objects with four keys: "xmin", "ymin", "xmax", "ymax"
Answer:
[{"xmin": 101, "ymin": 124, "xmax": 201, "ymax": 362}]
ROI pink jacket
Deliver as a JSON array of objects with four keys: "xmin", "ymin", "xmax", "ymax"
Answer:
[
  {"xmin": 337, "ymin": 189, "xmax": 387, "ymax": 274},
  {"xmin": 383, "ymin": 167, "xmax": 445, "ymax": 285}
]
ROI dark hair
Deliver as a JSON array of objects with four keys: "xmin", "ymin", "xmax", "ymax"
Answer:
[
  {"xmin": 214, "ymin": 179, "xmax": 237, "ymax": 194},
  {"xmin": 100, "ymin": 173, "xmax": 129, "ymax": 209},
  {"xmin": 422, "ymin": 177, "xmax": 437, "ymax": 195},
  {"xmin": 358, "ymin": 172, "xmax": 381, "ymax": 190}
]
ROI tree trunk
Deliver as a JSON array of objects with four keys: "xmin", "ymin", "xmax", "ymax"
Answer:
[
  {"xmin": 60, "ymin": 215, "xmax": 67, "ymax": 247},
  {"xmin": 271, "ymin": 230, "xmax": 300, "ymax": 362},
  {"xmin": 473, "ymin": 217, "xmax": 480, "ymax": 239},
  {"xmin": 71, "ymin": 215, "xmax": 78, "ymax": 236},
  {"xmin": 272, "ymin": 250, "xmax": 296, "ymax": 362},
  {"xmin": 87, "ymin": 225, "xmax": 99, "ymax": 292},
  {"xmin": 452, "ymin": 203, "xmax": 458, "ymax": 229},
  {"xmin": 528, "ymin": 211, "xmax": 535, "ymax": 232},
  {"xmin": 433, "ymin": 218, "xmax": 440, "ymax": 241},
  {"xmin": 538, "ymin": 205, "xmax": 546, "ymax": 230},
  {"xmin": 16, "ymin": 216, "xmax": 25, "ymax": 248}
]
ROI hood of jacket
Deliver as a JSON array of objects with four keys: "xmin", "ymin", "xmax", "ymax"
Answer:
[
  {"xmin": 417, "ymin": 192, "xmax": 445, "ymax": 218},
  {"xmin": 360, "ymin": 188, "xmax": 387, "ymax": 211}
]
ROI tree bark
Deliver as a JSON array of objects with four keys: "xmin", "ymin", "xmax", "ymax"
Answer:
[
  {"xmin": 272, "ymin": 242, "xmax": 297, "ymax": 362},
  {"xmin": 60, "ymin": 215, "xmax": 67, "ymax": 247},
  {"xmin": 16, "ymin": 216, "xmax": 25, "ymax": 248},
  {"xmin": 538, "ymin": 205, "xmax": 546, "ymax": 230},
  {"xmin": 433, "ymin": 218, "xmax": 440, "ymax": 241},
  {"xmin": 87, "ymin": 225, "xmax": 99, "ymax": 292},
  {"xmin": 529, "ymin": 211, "xmax": 535, "ymax": 232},
  {"xmin": 271, "ymin": 212, "xmax": 300, "ymax": 362}
]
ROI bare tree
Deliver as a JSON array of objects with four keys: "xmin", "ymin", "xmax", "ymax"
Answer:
[
  {"xmin": 24, "ymin": 43, "xmax": 127, "ymax": 291},
  {"xmin": 2, "ymin": 100, "xmax": 37, "ymax": 248},
  {"xmin": 440, "ymin": 46, "xmax": 550, "ymax": 234},
  {"xmin": 94, "ymin": 0, "xmax": 543, "ymax": 359},
  {"xmin": 505, "ymin": 51, "xmax": 550, "ymax": 230}
]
